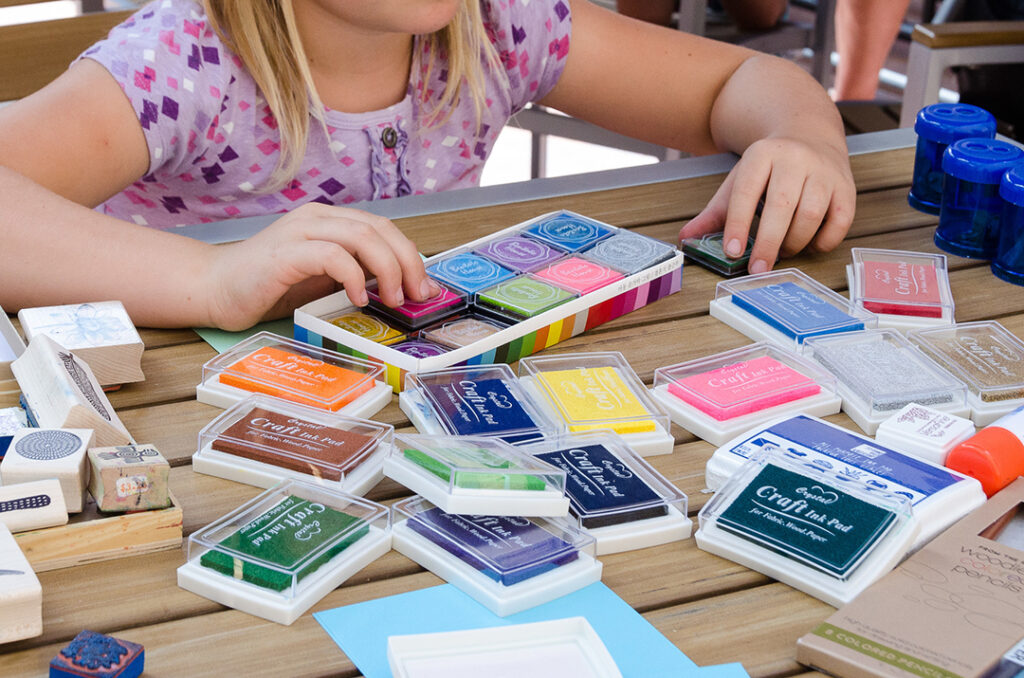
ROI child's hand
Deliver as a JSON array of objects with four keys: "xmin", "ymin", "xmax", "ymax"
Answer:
[
  {"xmin": 678, "ymin": 136, "xmax": 856, "ymax": 274},
  {"xmin": 203, "ymin": 203, "xmax": 441, "ymax": 331}
]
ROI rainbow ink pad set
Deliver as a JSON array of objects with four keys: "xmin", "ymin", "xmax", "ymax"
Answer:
[
  {"xmin": 909, "ymin": 320, "xmax": 1024, "ymax": 425},
  {"xmin": 696, "ymin": 450, "xmax": 915, "ymax": 606},
  {"xmin": 524, "ymin": 432, "xmax": 691, "ymax": 555},
  {"xmin": 709, "ymin": 269, "xmax": 877, "ymax": 350},
  {"xmin": 294, "ymin": 211, "xmax": 684, "ymax": 393},
  {"xmin": 650, "ymin": 341, "xmax": 841, "ymax": 446},
  {"xmin": 391, "ymin": 495, "xmax": 601, "ymax": 616},
  {"xmin": 680, "ymin": 233, "xmax": 754, "ymax": 277},
  {"xmin": 177, "ymin": 479, "xmax": 391, "ymax": 625},
  {"xmin": 518, "ymin": 352, "xmax": 674, "ymax": 457},
  {"xmin": 192, "ymin": 394, "xmax": 394, "ymax": 496},
  {"xmin": 383, "ymin": 433, "xmax": 570, "ymax": 516},
  {"xmin": 196, "ymin": 332, "xmax": 392, "ymax": 418},
  {"xmin": 400, "ymin": 364, "xmax": 561, "ymax": 445},
  {"xmin": 705, "ymin": 414, "xmax": 986, "ymax": 550},
  {"xmin": 804, "ymin": 329, "xmax": 970, "ymax": 435},
  {"xmin": 845, "ymin": 248, "xmax": 955, "ymax": 330}
]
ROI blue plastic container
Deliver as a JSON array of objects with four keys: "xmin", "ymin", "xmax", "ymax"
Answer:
[
  {"xmin": 993, "ymin": 164, "xmax": 1024, "ymax": 285},
  {"xmin": 909, "ymin": 104, "xmax": 996, "ymax": 215},
  {"xmin": 935, "ymin": 138, "xmax": 1024, "ymax": 259}
]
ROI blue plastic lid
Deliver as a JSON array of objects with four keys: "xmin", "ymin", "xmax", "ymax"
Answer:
[
  {"xmin": 942, "ymin": 138, "xmax": 1024, "ymax": 184},
  {"xmin": 914, "ymin": 103, "xmax": 996, "ymax": 144},
  {"xmin": 1001, "ymin": 164, "xmax": 1024, "ymax": 206}
]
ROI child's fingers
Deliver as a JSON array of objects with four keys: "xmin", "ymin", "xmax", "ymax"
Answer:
[
  {"xmin": 678, "ymin": 175, "xmax": 731, "ymax": 243},
  {"xmin": 753, "ymin": 163, "xmax": 804, "ymax": 267},
  {"xmin": 811, "ymin": 181, "xmax": 856, "ymax": 253},
  {"xmin": 278, "ymin": 239, "xmax": 371, "ymax": 309},
  {"xmin": 347, "ymin": 211, "xmax": 440, "ymax": 302},
  {"xmin": 780, "ymin": 173, "xmax": 832, "ymax": 258},
  {"xmin": 722, "ymin": 153, "xmax": 772, "ymax": 271}
]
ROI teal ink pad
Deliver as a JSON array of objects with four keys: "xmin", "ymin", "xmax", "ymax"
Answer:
[
  {"xmin": 582, "ymin": 231, "xmax": 678, "ymax": 276},
  {"xmin": 427, "ymin": 252, "xmax": 516, "ymax": 294},
  {"xmin": 523, "ymin": 212, "xmax": 615, "ymax": 253},
  {"xmin": 681, "ymin": 233, "xmax": 753, "ymax": 277},
  {"xmin": 473, "ymin": 275, "xmax": 576, "ymax": 322}
]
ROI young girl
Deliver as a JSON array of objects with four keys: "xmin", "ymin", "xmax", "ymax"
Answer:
[{"xmin": 0, "ymin": 0, "xmax": 854, "ymax": 330}]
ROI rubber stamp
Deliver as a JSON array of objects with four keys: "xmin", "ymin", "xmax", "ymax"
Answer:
[
  {"xmin": 87, "ymin": 444, "xmax": 171, "ymax": 512},
  {"xmin": 0, "ymin": 406, "xmax": 27, "ymax": 458},
  {"xmin": 1, "ymin": 428, "xmax": 93, "ymax": 512},
  {"xmin": 0, "ymin": 523, "xmax": 42, "ymax": 644},
  {"xmin": 0, "ymin": 478, "xmax": 68, "ymax": 532},
  {"xmin": 49, "ymin": 629, "xmax": 144, "ymax": 678}
]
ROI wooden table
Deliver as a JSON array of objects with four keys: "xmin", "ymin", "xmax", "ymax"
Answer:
[{"xmin": 3, "ymin": 128, "xmax": 1021, "ymax": 677}]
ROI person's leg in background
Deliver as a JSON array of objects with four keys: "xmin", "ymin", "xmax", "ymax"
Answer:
[
  {"xmin": 616, "ymin": 0, "xmax": 787, "ymax": 31},
  {"xmin": 832, "ymin": 0, "xmax": 913, "ymax": 100}
]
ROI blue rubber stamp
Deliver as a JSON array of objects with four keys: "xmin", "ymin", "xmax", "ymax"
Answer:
[{"xmin": 50, "ymin": 629, "xmax": 144, "ymax": 678}]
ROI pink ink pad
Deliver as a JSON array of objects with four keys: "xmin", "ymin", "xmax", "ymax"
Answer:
[
  {"xmin": 850, "ymin": 248, "xmax": 954, "ymax": 322},
  {"xmin": 533, "ymin": 257, "xmax": 624, "ymax": 295},
  {"xmin": 365, "ymin": 283, "xmax": 467, "ymax": 331}
]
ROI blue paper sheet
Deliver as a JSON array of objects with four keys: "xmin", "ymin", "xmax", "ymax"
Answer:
[{"xmin": 314, "ymin": 582, "xmax": 749, "ymax": 678}]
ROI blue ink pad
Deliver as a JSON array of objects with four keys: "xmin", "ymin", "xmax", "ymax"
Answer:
[
  {"xmin": 581, "ymin": 231, "xmax": 678, "ymax": 276},
  {"xmin": 523, "ymin": 212, "xmax": 615, "ymax": 253},
  {"xmin": 427, "ymin": 252, "xmax": 516, "ymax": 295},
  {"xmin": 421, "ymin": 377, "xmax": 542, "ymax": 444}
]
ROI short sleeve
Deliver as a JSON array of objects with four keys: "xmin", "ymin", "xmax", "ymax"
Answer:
[
  {"xmin": 483, "ymin": 0, "xmax": 572, "ymax": 114},
  {"xmin": 77, "ymin": 1, "xmax": 233, "ymax": 176}
]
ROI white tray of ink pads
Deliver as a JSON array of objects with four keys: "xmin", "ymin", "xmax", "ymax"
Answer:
[
  {"xmin": 384, "ymin": 433, "xmax": 570, "ymax": 516},
  {"xmin": 387, "ymin": 617, "xmax": 622, "ymax": 678},
  {"xmin": 192, "ymin": 395, "xmax": 394, "ymax": 497},
  {"xmin": 177, "ymin": 480, "xmax": 391, "ymax": 625},
  {"xmin": 517, "ymin": 352, "xmax": 674, "ymax": 457},
  {"xmin": 399, "ymin": 364, "xmax": 563, "ymax": 445},
  {"xmin": 649, "ymin": 342, "xmax": 841, "ymax": 446},
  {"xmin": 195, "ymin": 331, "xmax": 392, "ymax": 417},
  {"xmin": 845, "ymin": 248, "xmax": 954, "ymax": 331},
  {"xmin": 708, "ymin": 268, "xmax": 877, "ymax": 352},
  {"xmin": 391, "ymin": 496, "xmax": 602, "ymax": 617},
  {"xmin": 803, "ymin": 329, "xmax": 970, "ymax": 435},
  {"xmin": 522, "ymin": 433, "xmax": 691, "ymax": 555},
  {"xmin": 908, "ymin": 321, "xmax": 1024, "ymax": 426},
  {"xmin": 705, "ymin": 414, "xmax": 985, "ymax": 550},
  {"xmin": 696, "ymin": 451, "xmax": 916, "ymax": 607}
]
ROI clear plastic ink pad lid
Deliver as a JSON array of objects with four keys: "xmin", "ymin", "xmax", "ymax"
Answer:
[
  {"xmin": 420, "ymin": 314, "xmax": 511, "ymax": 350},
  {"xmin": 709, "ymin": 268, "xmax": 877, "ymax": 349},
  {"xmin": 532, "ymin": 257, "xmax": 624, "ymax": 295},
  {"xmin": 196, "ymin": 331, "xmax": 391, "ymax": 417},
  {"xmin": 193, "ymin": 394, "xmax": 394, "ymax": 496},
  {"xmin": 366, "ymin": 281, "xmax": 467, "ymax": 332},
  {"xmin": 804, "ymin": 329, "xmax": 969, "ymax": 435},
  {"xmin": 523, "ymin": 432, "xmax": 691, "ymax": 555},
  {"xmin": 650, "ymin": 341, "xmax": 841, "ymax": 446},
  {"xmin": 473, "ymin": 275, "xmax": 577, "ymax": 323},
  {"xmin": 695, "ymin": 450, "xmax": 914, "ymax": 607},
  {"xmin": 391, "ymin": 495, "xmax": 601, "ymax": 616},
  {"xmin": 326, "ymin": 311, "xmax": 406, "ymax": 346},
  {"xmin": 427, "ymin": 251, "xmax": 517, "ymax": 295},
  {"xmin": 580, "ymin": 231, "xmax": 678, "ymax": 276},
  {"xmin": 177, "ymin": 479, "xmax": 391, "ymax": 625},
  {"xmin": 874, "ymin": 402, "xmax": 975, "ymax": 465},
  {"xmin": 847, "ymin": 248, "xmax": 954, "ymax": 329},
  {"xmin": 522, "ymin": 211, "xmax": 616, "ymax": 253},
  {"xmin": 518, "ymin": 351, "xmax": 674, "ymax": 457},
  {"xmin": 390, "ymin": 340, "xmax": 451, "ymax": 359},
  {"xmin": 399, "ymin": 364, "xmax": 561, "ymax": 444},
  {"xmin": 472, "ymin": 235, "xmax": 565, "ymax": 273},
  {"xmin": 384, "ymin": 433, "xmax": 569, "ymax": 516},
  {"xmin": 908, "ymin": 321, "xmax": 1024, "ymax": 425},
  {"xmin": 681, "ymin": 233, "xmax": 753, "ymax": 277}
]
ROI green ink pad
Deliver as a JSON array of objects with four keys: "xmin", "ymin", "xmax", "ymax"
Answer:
[
  {"xmin": 473, "ymin": 275, "xmax": 576, "ymax": 322},
  {"xmin": 681, "ymin": 233, "xmax": 753, "ymax": 277}
]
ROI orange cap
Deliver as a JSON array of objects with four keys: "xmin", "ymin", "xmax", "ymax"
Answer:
[{"xmin": 946, "ymin": 426, "xmax": 1024, "ymax": 497}]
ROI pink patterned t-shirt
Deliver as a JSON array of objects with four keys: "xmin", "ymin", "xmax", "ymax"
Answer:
[{"xmin": 80, "ymin": 0, "xmax": 572, "ymax": 229}]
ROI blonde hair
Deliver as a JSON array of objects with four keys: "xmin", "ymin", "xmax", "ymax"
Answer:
[{"xmin": 203, "ymin": 0, "xmax": 504, "ymax": 190}]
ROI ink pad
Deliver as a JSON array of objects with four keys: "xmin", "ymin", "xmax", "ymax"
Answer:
[
  {"xmin": 473, "ymin": 235, "xmax": 565, "ymax": 273},
  {"xmin": 177, "ymin": 480, "xmax": 391, "ymax": 625},
  {"xmin": 392, "ymin": 495, "xmax": 601, "ymax": 616},
  {"xmin": 390, "ymin": 340, "xmax": 450, "ymax": 359},
  {"xmin": 532, "ymin": 257, "xmax": 624, "ymax": 295},
  {"xmin": 874, "ymin": 403, "xmax": 975, "ymax": 465},
  {"xmin": 522, "ymin": 211, "xmax": 615, "ymax": 253},
  {"xmin": 420, "ymin": 315, "xmax": 510, "ymax": 350},
  {"xmin": 193, "ymin": 395, "xmax": 393, "ymax": 496},
  {"xmin": 327, "ymin": 311, "xmax": 406, "ymax": 346},
  {"xmin": 804, "ymin": 329, "xmax": 969, "ymax": 434},
  {"xmin": 650, "ymin": 342, "xmax": 841, "ymax": 446},
  {"xmin": 473, "ymin": 275, "xmax": 576, "ymax": 323},
  {"xmin": 400, "ymin": 365, "xmax": 560, "ymax": 445},
  {"xmin": 909, "ymin": 321, "xmax": 1024, "ymax": 425},
  {"xmin": 366, "ymin": 282, "xmax": 467, "ymax": 332},
  {"xmin": 695, "ymin": 452, "xmax": 914, "ymax": 606},
  {"xmin": 581, "ymin": 231, "xmax": 677, "ymax": 276},
  {"xmin": 384, "ymin": 433, "xmax": 569, "ymax": 516},
  {"xmin": 705, "ymin": 413, "xmax": 986, "ymax": 550},
  {"xmin": 525, "ymin": 433, "xmax": 690, "ymax": 555},
  {"xmin": 709, "ymin": 269, "xmax": 876, "ymax": 349},
  {"xmin": 197, "ymin": 332, "xmax": 392, "ymax": 417},
  {"xmin": 847, "ymin": 248, "xmax": 954, "ymax": 330},
  {"xmin": 427, "ymin": 252, "xmax": 516, "ymax": 294},
  {"xmin": 680, "ymin": 233, "xmax": 753, "ymax": 277},
  {"xmin": 519, "ymin": 352, "xmax": 673, "ymax": 456}
]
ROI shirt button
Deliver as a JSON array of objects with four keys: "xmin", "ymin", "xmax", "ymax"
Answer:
[{"xmin": 381, "ymin": 127, "xmax": 398, "ymax": 149}]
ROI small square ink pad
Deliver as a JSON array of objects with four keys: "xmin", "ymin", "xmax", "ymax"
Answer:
[
  {"xmin": 327, "ymin": 311, "xmax": 406, "ymax": 345},
  {"xmin": 421, "ymin": 315, "xmax": 510, "ymax": 349},
  {"xmin": 581, "ymin": 231, "xmax": 677, "ymax": 276},
  {"xmin": 473, "ymin": 235, "xmax": 565, "ymax": 272},
  {"xmin": 366, "ymin": 283, "xmax": 467, "ymax": 331},
  {"xmin": 681, "ymin": 233, "xmax": 753, "ymax": 277},
  {"xmin": 427, "ymin": 252, "xmax": 516, "ymax": 294},
  {"xmin": 523, "ymin": 212, "xmax": 615, "ymax": 253},
  {"xmin": 421, "ymin": 377, "xmax": 544, "ymax": 443},
  {"xmin": 532, "ymin": 257, "xmax": 624, "ymax": 295},
  {"xmin": 390, "ymin": 339, "xmax": 450, "ymax": 358},
  {"xmin": 474, "ymin": 276, "xmax": 576, "ymax": 322}
]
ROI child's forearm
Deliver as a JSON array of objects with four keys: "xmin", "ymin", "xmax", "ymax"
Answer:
[{"xmin": 0, "ymin": 166, "xmax": 218, "ymax": 328}]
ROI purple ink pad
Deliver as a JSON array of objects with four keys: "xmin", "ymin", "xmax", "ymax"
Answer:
[
  {"xmin": 365, "ymin": 282, "xmax": 467, "ymax": 331},
  {"xmin": 532, "ymin": 257, "xmax": 624, "ymax": 295},
  {"xmin": 473, "ymin": 235, "xmax": 565, "ymax": 273},
  {"xmin": 390, "ymin": 340, "xmax": 451, "ymax": 359}
]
